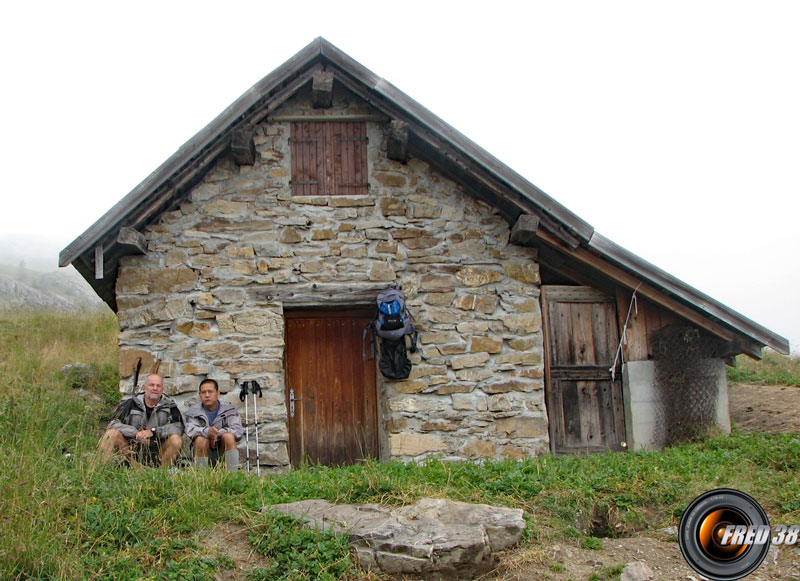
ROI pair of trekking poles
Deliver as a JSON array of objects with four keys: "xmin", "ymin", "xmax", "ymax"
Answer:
[{"xmin": 238, "ymin": 379, "xmax": 263, "ymax": 475}]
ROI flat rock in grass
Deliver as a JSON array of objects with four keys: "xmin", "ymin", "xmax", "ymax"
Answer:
[{"xmin": 264, "ymin": 497, "xmax": 525, "ymax": 580}]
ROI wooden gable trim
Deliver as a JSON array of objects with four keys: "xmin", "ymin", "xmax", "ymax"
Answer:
[
  {"xmin": 59, "ymin": 60, "xmax": 324, "ymax": 269},
  {"xmin": 590, "ymin": 233, "xmax": 788, "ymax": 355},
  {"xmin": 270, "ymin": 114, "xmax": 387, "ymax": 122}
]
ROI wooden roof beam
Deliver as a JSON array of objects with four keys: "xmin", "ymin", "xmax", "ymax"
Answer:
[
  {"xmin": 510, "ymin": 214, "xmax": 540, "ymax": 245},
  {"xmin": 94, "ymin": 244, "xmax": 103, "ymax": 280},
  {"xmin": 312, "ymin": 70, "xmax": 334, "ymax": 108},
  {"xmin": 116, "ymin": 227, "xmax": 147, "ymax": 255},
  {"xmin": 537, "ymin": 246, "xmax": 617, "ymax": 294},
  {"xmin": 387, "ymin": 120, "xmax": 408, "ymax": 163},
  {"xmin": 231, "ymin": 128, "xmax": 256, "ymax": 165}
]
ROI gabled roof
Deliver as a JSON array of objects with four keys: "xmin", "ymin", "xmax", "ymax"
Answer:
[{"xmin": 60, "ymin": 37, "xmax": 789, "ymax": 356}]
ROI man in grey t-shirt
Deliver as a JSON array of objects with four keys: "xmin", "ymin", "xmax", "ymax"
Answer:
[{"xmin": 184, "ymin": 379, "xmax": 243, "ymax": 472}]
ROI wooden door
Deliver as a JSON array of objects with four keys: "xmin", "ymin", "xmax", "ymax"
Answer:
[
  {"xmin": 284, "ymin": 310, "xmax": 378, "ymax": 467},
  {"xmin": 542, "ymin": 286, "xmax": 626, "ymax": 455}
]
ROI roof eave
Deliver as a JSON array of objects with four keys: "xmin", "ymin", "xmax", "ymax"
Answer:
[
  {"xmin": 60, "ymin": 37, "xmax": 330, "ymax": 269},
  {"xmin": 588, "ymin": 232, "xmax": 790, "ymax": 355},
  {"xmin": 58, "ymin": 38, "xmax": 789, "ymax": 357}
]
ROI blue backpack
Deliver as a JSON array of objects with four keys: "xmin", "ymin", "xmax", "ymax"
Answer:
[
  {"xmin": 365, "ymin": 288, "xmax": 418, "ymax": 379},
  {"xmin": 374, "ymin": 289, "xmax": 413, "ymax": 339}
]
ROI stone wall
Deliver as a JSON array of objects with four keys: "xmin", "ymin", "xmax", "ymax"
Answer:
[{"xmin": 115, "ymin": 85, "xmax": 549, "ymax": 469}]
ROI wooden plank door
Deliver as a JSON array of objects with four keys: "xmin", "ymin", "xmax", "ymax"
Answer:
[
  {"xmin": 542, "ymin": 286, "xmax": 626, "ymax": 455},
  {"xmin": 284, "ymin": 310, "xmax": 378, "ymax": 467}
]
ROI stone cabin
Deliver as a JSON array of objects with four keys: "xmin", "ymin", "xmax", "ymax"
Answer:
[{"xmin": 60, "ymin": 38, "xmax": 788, "ymax": 471}]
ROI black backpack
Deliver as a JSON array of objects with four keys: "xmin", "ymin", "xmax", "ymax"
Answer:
[{"xmin": 365, "ymin": 288, "xmax": 418, "ymax": 380}]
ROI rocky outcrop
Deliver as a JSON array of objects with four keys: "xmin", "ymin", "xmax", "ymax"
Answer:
[
  {"xmin": 0, "ymin": 274, "xmax": 74, "ymax": 310},
  {"xmin": 0, "ymin": 267, "xmax": 106, "ymax": 312},
  {"xmin": 266, "ymin": 497, "xmax": 526, "ymax": 580}
]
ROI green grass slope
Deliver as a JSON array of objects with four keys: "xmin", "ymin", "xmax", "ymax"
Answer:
[{"xmin": 1, "ymin": 311, "xmax": 798, "ymax": 579}]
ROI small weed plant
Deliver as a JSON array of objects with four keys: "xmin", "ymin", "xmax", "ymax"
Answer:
[
  {"xmin": 248, "ymin": 512, "xmax": 359, "ymax": 580},
  {"xmin": 588, "ymin": 563, "xmax": 624, "ymax": 580}
]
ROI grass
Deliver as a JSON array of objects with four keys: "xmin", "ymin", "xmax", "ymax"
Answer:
[
  {"xmin": 1, "ymin": 310, "xmax": 799, "ymax": 579},
  {"xmin": 588, "ymin": 564, "xmax": 624, "ymax": 580},
  {"xmin": 727, "ymin": 350, "xmax": 800, "ymax": 386}
]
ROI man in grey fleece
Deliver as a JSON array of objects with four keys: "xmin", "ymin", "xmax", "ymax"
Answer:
[
  {"xmin": 99, "ymin": 374, "xmax": 184, "ymax": 467},
  {"xmin": 184, "ymin": 378, "xmax": 243, "ymax": 472}
]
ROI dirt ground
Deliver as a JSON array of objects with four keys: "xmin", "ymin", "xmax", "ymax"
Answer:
[
  {"xmin": 727, "ymin": 382, "xmax": 800, "ymax": 434},
  {"xmin": 194, "ymin": 522, "xmax": 271, "ymax": 580},
  {"xmin": 203, "ymin": 383, "xmax": 800, "ymax": 580}
]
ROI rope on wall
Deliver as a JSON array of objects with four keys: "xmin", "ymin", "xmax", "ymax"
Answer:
[{"xmin": 610, "ymin": 283, "xmax": 642, "ymax": 382}]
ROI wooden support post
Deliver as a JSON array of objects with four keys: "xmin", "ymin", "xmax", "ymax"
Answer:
[
  {"xmin": 312, "ymin": 71, "xmax": 334, "ymax": 109},
  {"xmin": 231, "ymin": 128, "xmax": 256, "ymax": 166},
  {"xmin": 94, "ymin": 244, "xmax": 103, "ymax": 280},
  {"xmin": 116, "ymin": 227, "xmax": 147, "ymax": 255},
  {"xmin": 387, "ymin": 120, "xmax": 409, "ymax": 163},
  {"xmin": 510, "ymin": 214, "xmax": 540, "ymax": 245}
]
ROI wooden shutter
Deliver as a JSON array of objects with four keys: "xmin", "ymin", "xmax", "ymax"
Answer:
[
  {"xmin": 333, "ymin": 122, "xmax": 368, "ymax": 195},
  {"xmin": 290, "ymin": 122, "xmax": 324, "ymax": 195},
  {"xmin": 290, "ymin": 122, "xmax": 368, "ymax": 196}
]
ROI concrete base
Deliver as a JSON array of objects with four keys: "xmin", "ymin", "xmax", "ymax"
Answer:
[{"xmin": 622, "ymin": 359, "xmax": 730, "ymax": 451}]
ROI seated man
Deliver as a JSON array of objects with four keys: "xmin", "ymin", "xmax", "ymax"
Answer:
[
  {"xmin": 184, "ymin": 378, "xmax": 243, "ymax": 472},
  {"xmin": 99, "ymin": 373, "xmax": 184, "ymax": 467}
]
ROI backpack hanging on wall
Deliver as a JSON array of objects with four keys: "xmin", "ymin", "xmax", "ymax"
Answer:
[{"xmin": 365, "ymin": 287, "xmax": 418, "ymax": 380}]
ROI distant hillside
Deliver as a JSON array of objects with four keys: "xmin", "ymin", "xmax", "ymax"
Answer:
[{"xmin": 0, "ymin": 264, "xmax": 108, "ymax": 312}]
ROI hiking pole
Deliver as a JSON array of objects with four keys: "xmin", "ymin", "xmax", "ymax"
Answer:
[
  {"xmin": 239, "ymin": 380, "xmax": 250, "ymax": 473},
  {"xmin": 131, "ymin": 358, "xmax": 142, "ymax": 397},
  {"xmin": 251, "ymin": 380, "xmax": 263, "ymax": 476}
]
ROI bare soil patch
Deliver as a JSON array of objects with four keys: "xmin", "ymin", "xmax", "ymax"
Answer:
[
  {"xmin": 728, "ymin": 382, "xmax": 800, "ymax": 434},
  {"xmin": 193, "ymin": 522, "xmax": 270, "ymax": 581}
]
